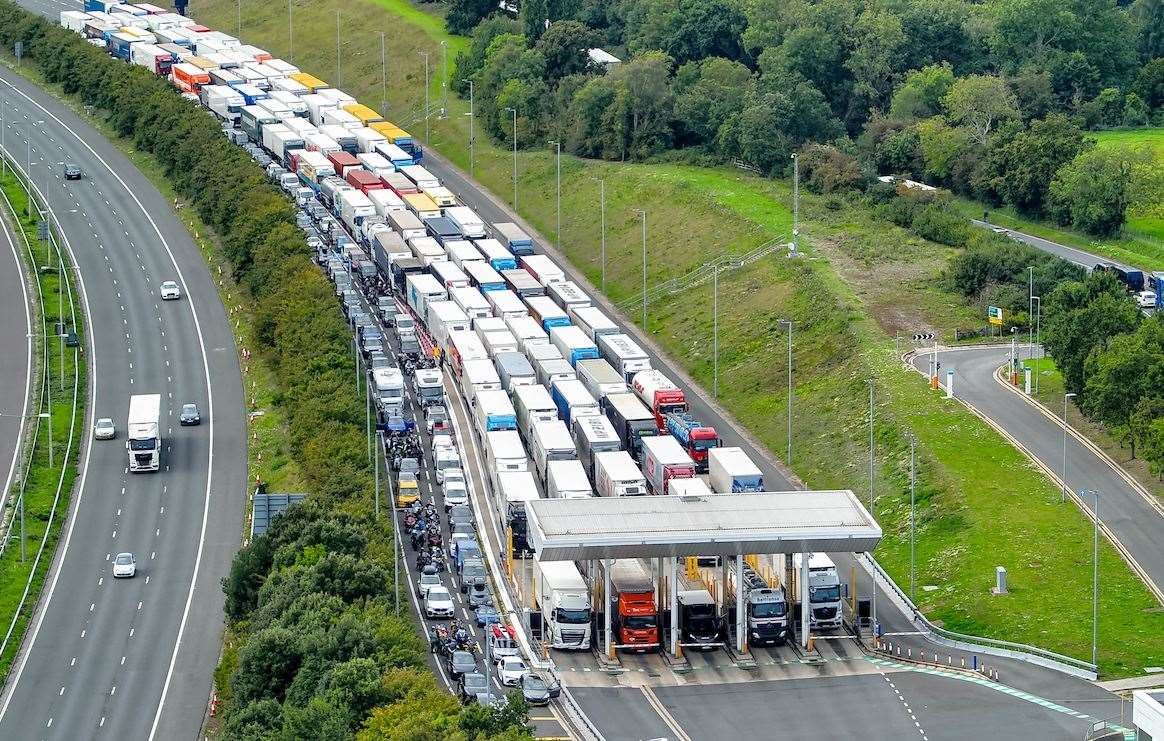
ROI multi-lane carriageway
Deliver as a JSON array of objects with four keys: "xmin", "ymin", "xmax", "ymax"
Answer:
[{"xmin": 0, "ymin": 65, "xmax": 246, "ymax": 740}]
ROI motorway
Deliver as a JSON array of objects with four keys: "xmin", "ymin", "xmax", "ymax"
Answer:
[
  {"xmin": 0, "ymin": 65, "xmax": 246, "ymax": 740},
  {"xmin": 912, "ymin": 344, "xmax": 1164, "ymax": 600},
  {"xmin": 973, "ymin": 219, "xmax": 1136, "ymax": 271},
  {"xmin": 0, "ymin": 188, "xmax": 33, "ymax": 514}
]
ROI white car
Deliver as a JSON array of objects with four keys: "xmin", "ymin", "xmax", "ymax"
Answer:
[
  {"xmin": 94, "ymin": 418, "xmax": 116, "ymax": 440},
  {"xmin": 160, "ymin": 281, "xmax": 181, "ymax": 300},
  {"xmin": 112, "ymin": 552, "xmax": 136, "ymax": 578},
  {"xmin": 431, "ymin": 434, "xmax": 455, "ymax": 456},
  {"xmin": 434, "ymin": 450, "xmax": 461, "ymax": 484},
  {"xmin": 417, "ymin": 568, "xmax": 442, "ymax": 599},
  {"xmin": 1138, "ymin": 290, "xmax": 1157, "ymax": 309},
  {"xmin": 424, "ymin": 585, "xmax": 455, "ymax": 619},
  {"xmin": 443, "ymin": 478, "xmax": 469, "ymax": 509},
  {"xmin": 496, "ymin": 655, "xmax": 528, "ymax": 686}
]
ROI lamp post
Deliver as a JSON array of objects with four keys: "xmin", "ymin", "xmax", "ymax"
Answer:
[
  {"xmin": 418, "ymin": 51, "xmax": 430, "ymax": 144},
  {"xmin": 379, "ymin": 32, "xmax": 388, "ymax": 119},
  {"xmin": 1091, "ymin": 489, "xmax": 1100, "ymax": 668},
  {"xmin": 633, "ymin": 209, "xmax": 647, "ymax": 329},
  {"xmin": 778, "ymin": 319, "xmax": 793, "ymax": 465},
  {"xmin": 334, "ymin": 9, "xmax": 342, "ymax": 88},
  {"xmin": 790, "ymin": 152, "xmax": 800, "ymax": 255},
  {"xmin": 909, "ymin": 434, "xmax": 917, "ymax": 601},
  {"xmin": 504, "ymin": 107, "xmax": 517, "ymax": 208},
  {"xmin": 0, "ymin": 410, "xmax": 51, "ymax": 562},
  {"xmin": 440, "ymin": 40, "xmax": 448, "ymax": 115},
  {"xmin": 237, "ymin": 0, "xmax": 241, "ymax": 37},
  {"xmin": 1062, "ymin": 392, "xmax": 1076, "ymax": 502},
  {"xmin": 466, "ymin": 80, "xmax": 475, "ymax": 177},
  {"xmin": 867, "ymin": 379, "xmax": 877, "ymax": 630},
  {"xmin": 596, "ymin": 178, "xmax": 605, "ymax": 292},
  {"xmin": 287, "ymin": 0, "xmax": 293, "ymax": 61},
  {"xmin": 713, "ymin": 264, "xmax": 719, "ymax": 399},
  {"xmin": 548, "ymin": 140, "xmax": 561, "ymax": 249},
  {"xmin": 1032, "ymin": 296, "xmax": 1041, "ymax": 395}
]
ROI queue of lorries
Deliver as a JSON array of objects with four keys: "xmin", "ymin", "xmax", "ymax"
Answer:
[{"xmin": 59, "ymin": 3, "xmax": 846, "ymax": 654}]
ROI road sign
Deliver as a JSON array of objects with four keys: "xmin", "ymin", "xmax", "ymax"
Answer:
[
  {"xmin": 37, "ymin": 220, "xmax": 48, "ymax": 241},
  {"xmin": 912, "ymin": 332, "xmax": 934, "ymax": 342},
  {"xmin": 988, "ymin": 306, "xmax": 1004, "ymax": 326},
  {"xmin": 14, "ymin": 41, "xmax": 22, "ymax": 61}
]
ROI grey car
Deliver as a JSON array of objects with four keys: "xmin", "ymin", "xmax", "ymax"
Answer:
[
  {"xmin": 446, "ymin": 650, "xmax": 477, "ymax": 681},
  {"xmin": 179, "ymin": 403, "xmax": 201, "ymax": 426},
  {"xmin": 458, "ymin": 672, "xmax": 489, "ymax": 704},
  {"xmin": 448, "ymin": 505, "xmax": 473, "ymax": 528},
  {"xmin": 467, "ymin": 583, "xmax": 492, "ymax": 608},
  {"xmin": 520, "ymin": 672, "xmax": 561, "ymax": 706}
]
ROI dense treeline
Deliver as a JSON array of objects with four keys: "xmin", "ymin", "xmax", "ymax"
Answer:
[
  {"xmin": 1042, "ymin": 272, "xmax": 1164, "ymax": 476},
  {"xmin": 0, "ymin": 3, "xmax": 530, "ymax": 738},
  {"xmin": 445, "ymin": 0, "xmax": 1164, "ymax": 236}
]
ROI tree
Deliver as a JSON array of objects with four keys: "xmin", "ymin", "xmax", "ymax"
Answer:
[
  {"xmin": 451, "ymin": 16, "xmax": 518, "ymax": 96},
  {"xmin": 942, "ymin": 75, "xmax": 1019, "ymax": 145},
  {"xmin": 1083, "ymin": 320, "xmax": 1164, "ymax": 458},
  {"xmin": 890, "ymin": 63, "xmax": 955, "ymax": 120},
  {"xmin": 798, "ymin": 143, "xmax": 862, "ymax": 193},
  {"xmin": 844, "ymin": 5, "xmax": 907, "ymax": 120},
  {"xmin": 1133, "ymin": 0, "xmax": 1164, "ymax": 60},
  {"xmin": 1048, "ymin": 145, "xmax": 1164, "ymax": 236},
  {"xmin": 1133, "ymin": 57, "xmax": 1164, "ymax": 110},
  {"xmin": 673, "ymin": 57, "xmax": 753, "ymax": 147},
  {"xmin": 915, "ymin": 116, "xmax": 974, "ymax": 182},
  {"xmin": 445, "ymin": 0, "xmax": 495, "ymax": 35},
  {"xmin": 624, "ymin": 0, "xmax": 748, "ymax": 66},
  {"xmin": 534, "ymin": 21, "xmax": 598, "ymax": 85},
  {"xmin": 608, "ymin": 51, "xmax": 675, "ymax": 159},
  {"xmin": 1042, "ymin": 272, "xmax": 1141, "ymax": 394},
  {"xmin": 520, "ymin": 0, "xmax": 548, "ymax": 43},
  {"xmin": 222, "ymin": 697, "xmax": 283, "ymax": 741},
  {"xmin": 1124, "ymin": 92, "xmax": 1151, "ymax": 126},
  {"xmin": 986, "ymin": 114, "xmax": 1090, "ymax": 215},
  {"xmin": 223, "ymin": 532, "xmax": 274, "ymax": 622},
  {"xmin": 990, "ymin": 0, "xmax": 1079, "ymax": 68},
  {"xmin": 1131, "ymin": 396, "xmax": 1164, "ymax": 477},
  {"xmin": 1048, "ymin": 50, "xmax": 1100, "ymax": 106},
  {"xmin": 281, "ymin": 697, "xmax": 353, "ymax": 741},
  {"xmin": 231, "ymin": 626, "xmax": 304, "ymax": 704}
]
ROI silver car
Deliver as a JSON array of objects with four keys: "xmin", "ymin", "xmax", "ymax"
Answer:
[{"xmin": 94, "ymin": 418, "xmax": 116, "ymax": 440}]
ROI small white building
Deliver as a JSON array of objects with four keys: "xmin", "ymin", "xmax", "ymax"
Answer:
[
  {"xmin": 1133, "ymin": 690, "xmax": 1164, "ymax": 740},
  {"xmin": 588, "ymin": 48, "xmax": 621, "ymax": 72}
]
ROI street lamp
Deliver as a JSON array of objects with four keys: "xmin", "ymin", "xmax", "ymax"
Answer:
[
  {"xmin": 379, "ymin": 32, "xmax": 388, "ymax": 120},
  {"xmin": 633, "ymin": 209, "xmax": 647, "ymax": 329},
  {"xmin": 548, "ymin": 140, "xmax": 561, "ymax": 249},
  {"xmin": 1062, "ymin": 392, "xmax": 1077, "ymax": 502},
  {"xmin": 909, "ymin": 433, "xmax": 917, "ymax": 602},
  {"xmin": 440, "ymin": 40, "xmax": 448, "ymax": 115},
  {"xmin": 778, "ymin": 319, "xmax": 793, "ymax": 465},
  {"xmin": 287, "ymin": 0, "xmax": 293, "ymax": 61},
  {"xmin": 593, "ymin": 178, "xmax": 605, "ymax": 292},
  {"xmin": 712, "ymin": 263, "xmax": 719, "ymax": 399},
  {"xmin": 1032, "ymin": 296, "xmax": 1042, "ymax": 395},
  {"xmin": 418, "ymin": 51, "xmax": 430, "ymax": 143},
  {"xmin": 790, "ymin": 152, "xmax": 800, "ymax": 256},
  {"xmin": 466, "ymin": 80, "xmax": 475, "ymax": 178},
  {"xmin": 0, "ymin": 410, "xmax": 52, "ymax": 562},
  {"xmin": 1091, "ymin": 488, "xmax": 1099, "ymax": 668},
  {"xmin": 236, "ymin": 0, "xmax": 241, "ymax": 36},
  {"xmin": 867, "ymin": 379, "xmax": 877, "ymax": 631},
  {"xmin": 335, "ymin": 10, "xmax": 342, "ymax": 87},
  {"xmin": 504, "ymin": 107, "xmax": 517, "ymax": 208}
]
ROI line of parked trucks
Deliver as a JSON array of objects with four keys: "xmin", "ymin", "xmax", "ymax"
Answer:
[{"xmin": 60, "ymin": 3, "xmax": 845, "ymax": 654}]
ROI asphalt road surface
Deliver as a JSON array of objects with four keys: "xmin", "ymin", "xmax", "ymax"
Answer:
[
  {"xmin": 913, "ymin": 344, "xmax": 1164, "ymax": 600},
  {"xmin": 0, "ymin": 67, "xmax": 245, "ymax": 739},
  {"xmin": 0, "ymin": 197, "xmax": 33, "ymax": 509},
  {"xmin": 972, "ymin": 219, "xmax": 1131, "ymax": 271}
]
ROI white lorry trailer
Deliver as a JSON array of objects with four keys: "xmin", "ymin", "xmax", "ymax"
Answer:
[
  {"xmin": 536, "ymin": 561, "xmax": 592, "ymax": 649},
  {"xmin": 127, "ymin": 393, "xmax": 162, "ymax": 472}
]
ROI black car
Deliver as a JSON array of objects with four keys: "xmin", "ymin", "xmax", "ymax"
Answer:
[
  {"xmin": 179, "ymin": 403, "xmax": 201, "ymax": 426},
  {"xmin": 520, "ymin": 672, "xmax": 561, "ymax": 706},
  {"xmin": 446, "ymin": 650, "xmax": 477, "ymax": 681},
  {"xmin": 63, "ymin": 163, "xmax": 82, "ymax": 180},
  {"xmin": 458, "ymin": 672, "xmax": 489, "ymax": 704}
]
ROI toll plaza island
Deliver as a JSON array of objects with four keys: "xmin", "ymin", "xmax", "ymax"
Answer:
[{"xmin": 525, "ymin": 490, "xmax": 882, "ymax": 658}]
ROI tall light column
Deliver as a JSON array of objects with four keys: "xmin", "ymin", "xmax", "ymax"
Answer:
[
  {"xmin": 1062, "ymin": 392, "xmax": 1076, "ymax": 501},
  {"xmin": 633, "ymin": 209, "xmax": 647, "ymax": 329},
  {"xmin": 418, "ymin": 51, "xmax": 430, "ymax": 143},
  {"xmin": 778, "ymin": 319, "xmax": 793, "ymax": 465},
  {"xmin": 504, "ymin": 107, "xmax": 517, "ymax": 208},
  {"xmin": 548, "ymin": 140, "xmax": 561, "ymax": 248},
  {"xmin": 868, "ymin": 379, "xmax": 877, "ymax": 630},
  {"xmin": 466, "ymin": 80, "xmax": 475, "ymax": 177}
]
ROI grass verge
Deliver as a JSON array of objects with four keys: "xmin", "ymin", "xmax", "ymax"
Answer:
[
  {"xmin": 197, "ymin": 0, "xmax": 1164, "ymax": 675},
  {"xmin": 0, "ymin": 162, "xmax": 84, "ymax": 681}
]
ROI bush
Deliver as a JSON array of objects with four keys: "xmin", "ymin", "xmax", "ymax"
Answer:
[
  {"xmin": 910, "ymin": 204, "xmax": 971, "ymax": 247},
  {"xmin": 797, "ymin": 143, "xmax": 863, "ymax": 194}
]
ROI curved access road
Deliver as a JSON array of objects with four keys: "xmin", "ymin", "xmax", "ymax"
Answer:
[
  {"xmin": 912, "ymin": 344, "xmax": 1164, "ymax": 603},
  {"xmin": 0, "ymin": 202, "xmax": 33, "ymax": 509},
  {"xmin": 0, "ymin": 67, "xmax": 246, "ymax": 740}
]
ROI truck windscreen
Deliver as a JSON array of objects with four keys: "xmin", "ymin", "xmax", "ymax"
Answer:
[
  {"xmin": 753, "ymin": 601, "xmax": 787, "ymax": 618},
  {"xmin": 692, "ymin": 439, "xmax": 717, "ymax": 451},
  {"xmin": 555, "ymin": 608, "xmax": 591, "ymax": 624},
  {"xmin": 625, "ymin": 615, "xmax": 657, "ymax": 629},
  {"xmin": 129, "ymin": 438, "xmax": 157, "ymax": 451},
  {"xmin": 810, "ymin": 586, "xmax": 841, "ymax": 602}
]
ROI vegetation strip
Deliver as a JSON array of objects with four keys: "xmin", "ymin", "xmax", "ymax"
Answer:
[{"xmin": 0, "ymin": 156, "xmax": 84, "ymax": 681}]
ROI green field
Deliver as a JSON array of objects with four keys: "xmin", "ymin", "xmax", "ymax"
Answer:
[{"xmin": 195, "ymin": 0, "xmax": 1164, "ymax": 675}]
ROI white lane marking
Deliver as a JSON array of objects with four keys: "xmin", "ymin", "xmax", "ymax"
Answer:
[
  {"xmin": 0, "ymin": 212, "xmax": 33, "ymax": 505},
  {"xmin": 0, "ymin": 77, "xmax": 220, "ymax": 735}
]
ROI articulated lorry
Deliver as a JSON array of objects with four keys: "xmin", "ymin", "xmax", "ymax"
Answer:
[
  {"xmin": 640, "ymin": 435, "xmax": 696, "ymax": 495},
  {"xmin": 664, "ymin": 412, "xmax": 719, "ymax": 472},
  {"xmin": 536, "ymin": 561, "xmax": 592, "ymax": 649},
  {"xmin": 708, "ymin": 446, "xmax": 764, "ymax": 493},
  {"xmin": 127, "ymin": 393, "xmax": 162, "ymax": 472},
  {"xmin": 603, "ymin": 392, "xmax": 658, "ymax": 463},
  {"xmin": 791, "ymin": 553, "xmax": 843, "ymax": 631},
  {"xmin": 632, "ymin": 369, "xmax": 687, "ymax": 433},
  {"xmin": 597, "ymin": 559, "xmax": 659, "ymax": 651},
  {"xmin": 726, "ymin": 562, "xmax": 788, "ymax": 646}
]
